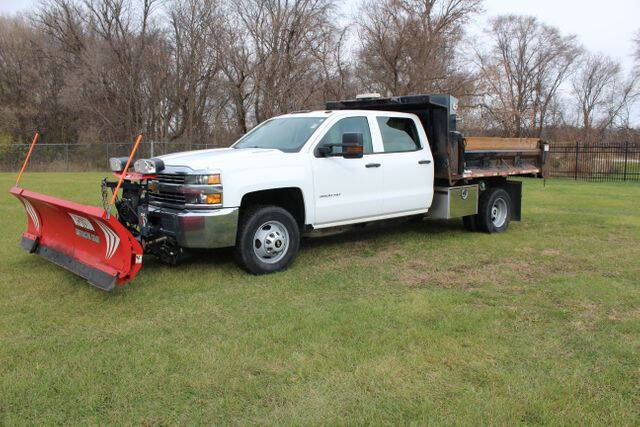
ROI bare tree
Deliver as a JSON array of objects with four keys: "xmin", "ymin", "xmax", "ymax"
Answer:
[
  {"xmin": 571, "ymin": 54, "xmax": 638, "ymax": 134},
  {"xmin": 475, "ymin": 15, "xmax": 582, "ymax": 137},
  {"xmin": 356, "ymin": 0, "xmax": 482, "ymax": 97},
  {"xmin": 21, "ymin": 0, "xmax": 347, "ymax": 143},
  {"xmin": 36, "ymin": 0, "xmax": 168, "ymax": 142},
  {"xmin": 312, "ymin": 25, "xmax": 356, "ymax": 102},
  {"xmin": 3, "ymin": 0, "xmax": 638, "ymax": 152},
  {"xmin": 634, "ymin": 29, "xmax": 640, "ymax": 73},
  {"xmin": 0, "ymin": 16, "xmax": 39, "ymax": 142},
  {"xmin": 217, "ymin": 14, "xmax": 255, "ymax": 135},
  {"xmin": 168, "ymin": 0, "xmax": 227, "ymax": 140},
  {"xmin": 0, "ymin": 14, "xmax": 77, "ymax": 144},
  {"xmin": 234, "ymin": 0, "xmax": 339, "ymax": 123}
]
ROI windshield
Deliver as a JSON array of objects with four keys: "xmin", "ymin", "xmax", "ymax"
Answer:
[{"xmin": 234, "ymin": 117, "xmax": 326, "ymax": 152}]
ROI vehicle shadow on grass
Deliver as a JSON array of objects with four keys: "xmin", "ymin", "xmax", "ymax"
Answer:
[
  {"xmin": 300, "ymin": 217, "xmax": 465, "ymax": 251},
  {"xmin": 137, "ymin": 218, "xmax": 465, "ymax": 274},
  {"xmin": 143, "ymin": 247, "xmax": 236, "ymax": 271},
  {"xmin": 7, "ymin": 218, "xmax": 467, "ymax": 291}
]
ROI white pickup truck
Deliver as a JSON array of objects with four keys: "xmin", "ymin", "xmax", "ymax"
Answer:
[
  {"xmin": 12, "ymin": 94, "xmax": 548, "ymax": 289},
  {"xmin": 121, "ymin": 94, "xmax": 547, "ymax": 274}
]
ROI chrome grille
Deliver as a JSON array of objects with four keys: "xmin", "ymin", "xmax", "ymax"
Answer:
[
  {"xmin": 148, "ymin": 192, "xmax": 186, "ymax": 206},
  {"xmin": 156, "ymin": 173, "xmax": 187, "ymax": 185},
  {"xmin": 149, "ymin": 172, "xmax": 186, "ymax": 208}
]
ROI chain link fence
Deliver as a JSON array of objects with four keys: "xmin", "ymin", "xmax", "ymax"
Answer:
[
  {"xmin": 0, "ymin": 141, "xmax": 225, "ymax": 172},
  {"xmin": 3, "ymin": 140, "xmax": 640, "ymax": 183}
]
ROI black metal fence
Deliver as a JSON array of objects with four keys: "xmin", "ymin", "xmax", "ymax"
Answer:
[{"xmin": 547, "ymin": 142, "xmax": 640, "ymax": 182}]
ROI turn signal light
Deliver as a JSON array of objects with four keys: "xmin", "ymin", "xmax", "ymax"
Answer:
[{"xmin": 345, "ymin": 145, "xmax": 363, "ymax": 154}]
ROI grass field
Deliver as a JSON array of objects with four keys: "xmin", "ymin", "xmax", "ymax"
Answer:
[{"xmin": 1, "ymin": 173, "xmax": 639, "ymax": 424}]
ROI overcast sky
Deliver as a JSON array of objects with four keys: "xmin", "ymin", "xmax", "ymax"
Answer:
[{"xmin": 2, "ymin": 0, "xmax": 639, "ymax": 71}]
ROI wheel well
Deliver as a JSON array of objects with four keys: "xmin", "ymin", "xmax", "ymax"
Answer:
[
  {"xmin": 477, "ymin": 178, "xmax": 522, "ymax": 222},
  {"xmin": 240, "ymin": 188, "xmax": 306, "ymax": 226}
]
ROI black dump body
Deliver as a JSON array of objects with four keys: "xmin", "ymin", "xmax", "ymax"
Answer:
[{"xmin": 326, "ymin": 94, "xmax": 547, "ymax": 186}]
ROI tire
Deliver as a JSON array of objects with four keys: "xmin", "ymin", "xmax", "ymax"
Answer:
[
  {"xmin": 235, "ymin": 205, "xmax": 300, "ymax": 274},
  {"xmin": 477, "ymin": 187, "xmax": 512, "ymax": 233},
  {"xmin": 462, "ymin": 215, "xmax": 479, "ymax": 232}
]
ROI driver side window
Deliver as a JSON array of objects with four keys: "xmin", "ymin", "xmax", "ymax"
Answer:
[{"xmin": 319, "ymin": 117, "xmax": 373, "ymax": 154}]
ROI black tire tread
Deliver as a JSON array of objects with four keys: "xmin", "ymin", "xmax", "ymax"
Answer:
[
  {"xmin": 234, "ymin": 205, "xmax": 300, "ymax": 274},
  {"xmin": 477, "ymin": 187, "xmax": 512, "ymax": 233}
]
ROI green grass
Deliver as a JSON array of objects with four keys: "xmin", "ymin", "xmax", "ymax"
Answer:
[{"xmin": 1, "ymin": 173, "xmax": 639, "ymax": 424}]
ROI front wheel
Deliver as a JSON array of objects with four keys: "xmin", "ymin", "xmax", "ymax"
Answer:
[
  {"xmin": 235, "ymin": 205, "xmax": 300, "ymax": 274},
  {"xmin": 477, "ymin": 188, "xmax": 512, "ymax": 233}
]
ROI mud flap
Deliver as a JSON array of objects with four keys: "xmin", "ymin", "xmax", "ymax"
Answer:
[{"xmin": 11, "ymin": 186, "xmax": 143, "ymax": 291}]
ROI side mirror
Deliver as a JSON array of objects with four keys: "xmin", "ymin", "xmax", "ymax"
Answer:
[
  {"xmin": 341, "ymin": 133, "xmax": 364, "ymax": 159},
  {"xmin": 317, "ymin": 144, "xmax": 333, "ymax": 156}
]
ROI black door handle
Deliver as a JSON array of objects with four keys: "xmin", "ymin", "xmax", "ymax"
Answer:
[
  {"xmin": 365, "ymin": 163, "xmax": 381, "ymax": 168},
  {"xmin": 418, "ymin": 160, "xmax": 432, "ymax": 165}
]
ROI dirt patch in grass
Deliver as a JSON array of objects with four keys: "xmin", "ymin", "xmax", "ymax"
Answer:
[
  {"xmin": 394, "ymin": 254, "xmax": 593, "ymax": 291},
  {"xmin": 542, "ymin": 248, "xmax": 561, "ymax": 256},
  {"xmin": 395, "ymin": 258, "xmax": 530, "ymax": 290},
  {"xmin": 607, "ymin": 307, "xmax": 640, "ymax": 322}
]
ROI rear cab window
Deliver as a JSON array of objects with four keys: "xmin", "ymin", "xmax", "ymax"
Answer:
[{"xmin": 376, "ymin": 116, "xmax": 421, "ymax": 153}]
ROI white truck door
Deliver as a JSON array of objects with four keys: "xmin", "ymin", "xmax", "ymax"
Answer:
[
  {"xmin": 311, "ymin": 116, "xmax": 386, "ymax": 225},
  {"xmin": 372, "ymin": 114, "xmax": 434, "ymax": 214}
]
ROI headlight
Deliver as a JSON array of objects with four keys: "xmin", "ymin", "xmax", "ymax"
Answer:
[
  {"xmin": 183, "ymin": 190, "xmax": 222, "ymax": 206},
  {"xmin": 182, "ymin": 173, "xmax": 223, "ymax": 206},
  {"xmin": 134, "ymin": 158, "xmax": 164, "ymax": 175},
  {"xmin": 185, "ymin": 174, "xmax": 221, "ymax": 185},
  {"xmin": 109, "ymin": 157, "xmax": 128, "ymax": 172}
]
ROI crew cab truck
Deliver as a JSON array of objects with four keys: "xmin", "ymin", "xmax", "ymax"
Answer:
[
  {"xmin": 118, "ymin": 94, "xmax": 547, "ymax": 273},
  {"xmin": 10, "ymin": 94, "xmax": 548, "ymax": 290}
]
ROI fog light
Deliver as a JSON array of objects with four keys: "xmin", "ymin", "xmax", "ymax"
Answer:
[{"xmin": 206, "ymin": 193, "xmax": 221, "ymax": 204}]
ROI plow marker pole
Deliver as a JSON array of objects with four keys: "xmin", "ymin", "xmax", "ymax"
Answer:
[
  {"xmin": 15, "ymin": 132, "xmax": 39, "ymax": 186},
  {"xmin": 108, "ymin": 134, "xmax": 143, "ymax": 216}
]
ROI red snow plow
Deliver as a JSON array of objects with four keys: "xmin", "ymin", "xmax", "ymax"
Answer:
[{"xmin": 10, "ymin": 133, "xmax": 144, "ymax": 291}]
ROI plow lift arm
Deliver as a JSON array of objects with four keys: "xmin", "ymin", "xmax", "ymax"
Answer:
[{"xmin": 10, "ymin": 133, "xmax": 145, "ymax": 291}]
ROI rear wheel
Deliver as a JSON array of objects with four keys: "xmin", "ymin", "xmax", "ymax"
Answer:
[
  {"xmin": 477, "ymin": 187, "xmax": 512, "ymax": 233},
  {"xmin": 235, "ymin": 205, "xmax": 300, "ymax": 274}
]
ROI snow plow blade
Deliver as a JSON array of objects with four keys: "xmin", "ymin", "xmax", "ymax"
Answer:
[{"xmin": 11, "ymin": 186, "xmax": 143, "ymax": 291}]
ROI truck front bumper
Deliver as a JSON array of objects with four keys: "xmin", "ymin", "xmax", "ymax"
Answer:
[{"xmin": 147, "ymin": 205, "xmax": 239, "ymax": 249}]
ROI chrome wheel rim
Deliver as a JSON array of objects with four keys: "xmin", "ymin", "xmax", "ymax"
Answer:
[
  {"xmin": 253, "ymin": 220, "xmax": 289, "ymax": 264},
  {"xmin": 491, "ymin": 198, "xmax": 508, "ymax": 228}
]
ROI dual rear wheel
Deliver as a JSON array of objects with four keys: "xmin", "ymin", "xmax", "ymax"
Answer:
[{"xmin": 463, "ymin": 187, "xmax": 512, "ymax": 233}]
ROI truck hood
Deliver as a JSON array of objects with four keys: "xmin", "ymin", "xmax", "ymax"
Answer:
[{"xmin": 157, "ymin": 147, "xmax": 287, "ymax": 173}]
